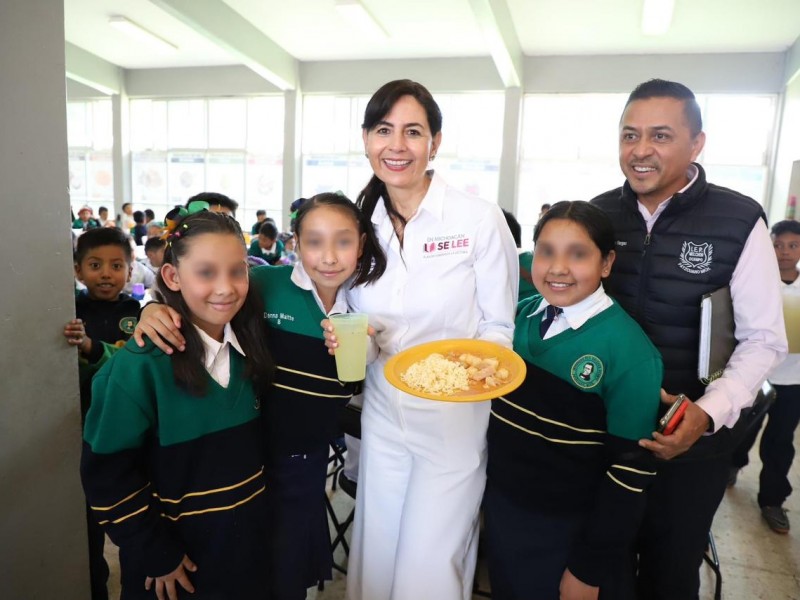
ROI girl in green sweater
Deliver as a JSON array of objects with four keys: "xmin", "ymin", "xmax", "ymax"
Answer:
[{"xmin": 81, "ymin": 207, "xmax": 275, "ymax": 600}]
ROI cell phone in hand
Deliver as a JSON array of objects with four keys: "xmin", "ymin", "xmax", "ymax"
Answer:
[{"xmin": 657, "ymin": 394, "xmax": 688, "ymax": 435}]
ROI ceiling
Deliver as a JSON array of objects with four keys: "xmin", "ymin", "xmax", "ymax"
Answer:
[{"xmin": 64, "ymin": 0, "xmax": 800, "ymax": 71}]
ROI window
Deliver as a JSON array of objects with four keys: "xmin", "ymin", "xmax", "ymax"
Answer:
[
  {"xmin": 517, "ymin": 93, "xmax": 778, "ymax": 247},
  {"xmin": 130, "ymin": 96, "xmax": 285, "ymax": 230},
  {"xmin": 300, "ymin": 92, "xmax": 505, "ymax": 204},
  {"xmin": 67, "ymin": 99, "xmax": 114, "ymax": 215}
]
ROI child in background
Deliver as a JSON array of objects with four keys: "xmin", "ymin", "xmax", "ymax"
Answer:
[
  {"xmin": 64, "ymin": 227, "xmax": 140, "ymax": 600},
  {"xmin": 249, "ymin": 221, "xmax": 284, "ymax": 264},
  {"xmin": 81, "ymin": 206, "xmax": 274, "ymax": 600},
  {"xmin": 73, "ymin": 205, "xmax": 101, "ymax": 231},
  {"xmin": 485, "ymin": 201, "xmax": 663, "ymax": 600},
  {"xmin": 134, "ymin": 193, "xmax": 386, "ymax": 599},
  {"xmin": 132, "ymin": 211, "xmax": 147, "ymax": 246},
  {"xmin": 729, "ymin": 219, "xmax": 800, "ymax": 533},
  {"xmin": 277, "ymin": 231, "xmax": 298, "ymax": 266},
  {"xmin": 98, "ymin": 206, "xmax": 111, "ymax": 227},
  {"xmin": 251, "ymin": 209, "xmax": 267, "ymax": 236},
  {"xmin": 143, "ymin": 237, "xmax": 167, "ymax": 275},
  {"xmin": 502, "ymin": 208, "xmax": 537, "ymax": 301},
  {"xmin": 119, "ymin": 202, "xmax": 136, "ymax": 232}
]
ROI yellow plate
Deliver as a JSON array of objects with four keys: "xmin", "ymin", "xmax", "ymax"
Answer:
[{"xmin": 384, "ymin": 339, "xmax": 527, "ymax": 402}]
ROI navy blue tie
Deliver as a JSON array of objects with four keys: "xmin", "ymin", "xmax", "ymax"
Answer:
[{"xmin": 539, "ymin": 305, "xmax": 563, "ymax": 338}]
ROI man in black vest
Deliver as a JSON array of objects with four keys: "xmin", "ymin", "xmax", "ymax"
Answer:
[{"xmin": 592, "ymin": 79, "xmax": 787, "ymax": 599}]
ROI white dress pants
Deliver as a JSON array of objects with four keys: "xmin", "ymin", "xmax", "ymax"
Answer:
[{"xmin": 346, "ymin": 365, "xmax": 489, "ymax": 600}]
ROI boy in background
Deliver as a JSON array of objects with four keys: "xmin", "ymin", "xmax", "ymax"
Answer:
[
  {"xmin": 73, "ymin": 206, "xmax": 100, "ymax": 231},
  {"xmin": 251, "ymin": 208, "xmax": 267, "ymax": 235},
  {"xmin": 143, "ymin": 237, "xmax": 166, "ymax": 274},
  {"xmin": 249, "ymin": 221, "xmax": 284, "ymax": 264},
  {"xmin": 730, "ymin": 219, "xmax": 800, "ymax": 533},
  {"xmin": 63, "ymin": 227, "xmax": 140, "ymax": 600}
]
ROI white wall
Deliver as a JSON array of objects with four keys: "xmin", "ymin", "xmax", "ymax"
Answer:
[
  {"xmin": 0, "ymin": 1, "xmax": 89, "ymax": 597},
  {"xmin": 769, "ymin": 71, "xmax": 800, "ymax": 224}
]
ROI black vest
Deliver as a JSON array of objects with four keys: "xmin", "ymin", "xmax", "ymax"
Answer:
[{"xmin": 592, "ymin": 164, "xmax": 765, "ymax": 456}]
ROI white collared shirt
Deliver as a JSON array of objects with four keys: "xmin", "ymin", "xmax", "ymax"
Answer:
[
  {"xmin": 528, "ymin": 284, "xmax": 613, "ymax": 340},
  {"xmin": 633, "ymin": 164, "xmax": 786, "ymax": 431},
  {"xmin": 194, "ymin": 323, "xmax": 246, "ymax": 388},
  {"xmin": 347, "ymin": 171, "xmax": 518, "ymax": 361},
  {"xmin": 290, "ymin": 260, "xmax": 350, "ymax": 316}
]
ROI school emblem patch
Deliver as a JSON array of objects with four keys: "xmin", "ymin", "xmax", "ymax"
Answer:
[
  {"xmin": 119, "ymin": 316, "xmax": 138, "ymax": 335},
  {"xmin": 570, "ymin": 355, "xmax": 604, "ymax": 389},
  {"xmin": 678, "ymin": 241, "xmax": 713, "ymax": 274}
]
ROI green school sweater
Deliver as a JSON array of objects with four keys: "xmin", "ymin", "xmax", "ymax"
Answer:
[
  {"xmin": 488, "ymin": 294, "xmax": 663, "ymax": 586},
  {"xmin": 81, "ymin": 339, "xmax": 268, "ymax": 596},
  {"xmin": 250, "ymin": 265, "xmax": 357, "ymax": 455}
]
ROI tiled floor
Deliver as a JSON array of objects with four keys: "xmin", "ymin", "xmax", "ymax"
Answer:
[{"xmin": 105, "ymin": 428, "xmax": 800, "ymax": 599}]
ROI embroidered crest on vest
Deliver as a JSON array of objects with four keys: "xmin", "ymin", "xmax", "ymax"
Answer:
[
  {"xmin": 678, "ymin": 241, "xmax": 713, "ymax": 274},
  {"xmin": 570, "ymin": 355, "xmax": 604, "ymax": 389}
]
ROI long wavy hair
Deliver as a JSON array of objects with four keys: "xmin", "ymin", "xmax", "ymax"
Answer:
[{"xmin": 157, "ymin": 211, "xmax": 274, "ymax": 397}]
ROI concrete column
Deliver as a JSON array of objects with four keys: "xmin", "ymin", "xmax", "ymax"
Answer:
[
  {"xmin": 0, "ymin": 0, "xmax": 90, "ymax": 597},
  {"xmin": 112, "ymin": 89, "xmax": 132, "ymax": 221},
  {"xmin": 496, "ymin": 86, "xmax": 523, "ymax": 215},
  {"xmin": 282, "ymin": 88, "xmax": 302, "ymax": 228}
]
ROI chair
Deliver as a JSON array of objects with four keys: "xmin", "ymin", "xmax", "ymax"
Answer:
[
  {"xmin": 324, "ymin": 404, "xmax": 362, "ymax": 576},
  {"xmin": 703, "ymin": 381, "xmax": 776, "ymax": 600}
]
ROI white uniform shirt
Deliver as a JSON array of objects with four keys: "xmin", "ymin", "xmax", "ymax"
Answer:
[
  {"xmin": 769, "ymin": 272, "xmax": 800, "ymax": 385},
  {"xmin": 290, "ymin": 260, "xmax": 350, "ymax": 316},
  {"xmin": 347, "ymin": 172, "xmax": 518, "ymax": 360},
  {"xmin": 638, "ymin": 165, "xmax": 787, "ymax": 431},
  {"xmin": 194, "ymin": 323, "xmax": 245, "ymax": 388},
  {"xmin": 529, "ymin": 284, "xmax": 613, "ymax": 340}
]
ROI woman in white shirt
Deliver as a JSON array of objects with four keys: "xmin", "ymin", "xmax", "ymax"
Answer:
[{"xmin": 339, "ymin": 79, "xmax": 518, "ymax": 600}]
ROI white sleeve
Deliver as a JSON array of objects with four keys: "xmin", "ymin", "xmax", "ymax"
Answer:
[
  {"xmin": 696, "ymin": 219, "xmax": 788, "ymax": 431},
  {"xmin": 472, "ymin": 204, "xmax": 518, "ymax": 348}
]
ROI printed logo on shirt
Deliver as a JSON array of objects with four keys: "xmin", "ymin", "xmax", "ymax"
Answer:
[
  {"xmin": 422, "ymin": 233, "xmax": 470, "ymax": 258},
  {"xmin": 678, "ymin": 241, "xmax": 713, "ymax": 274},
  {"xmin": 264, "ymin": 311, "xmax": 295, "ymax": 326},
  {"xmin": 119, "ymin": 317, "xmax": 138, "ymax": 335},
  {"xmin": 570, "ymin": 355, "xmax": 604, "ymax": 389}
]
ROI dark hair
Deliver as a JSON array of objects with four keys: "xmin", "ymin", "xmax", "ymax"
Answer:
[
  {"xmin": 534, "ymin": 201, "xmax": 616, "ymax": 258},
  {"xmin": 256, "ymin": 209, "xmax": 266, "ymax": 217},
  {"xmin": 186, "ymin": 192, "xmax": 239, "ymax": 216},
  {"xmin": 133, "ymin": 210, "xmax": 145, "ymax": 224},
  {"xmin": 771, "ymin": 220, "xmax": 800, "ymax": 237},
  {"xmin": 157, "ymin": 211, "xmax": 273, "ymax": 397},
  {"xmin": 122, "ymin": 202, "xmax": 132, "ymax": 211},
  {"xmin": 98, "ymin": 206, "xmax": 108, "ymax": 215},
  {"xmin": 144, "ymin": 209, "xmax": 155, "ymax": 221},
  {"xmin": 502, "ymin": 209, "xmax": 522, "ymax": 248},
  {"xmin": 144, "ymin": 237, "xmax": 166, "ymax": 253},
  {"xmin": 294, "ymin": 192, "xmax": 387, "ymax": 286},
  {"xmin": 357, "ymin": 80, "xmax": 442, "ymax": 234},
  {"xmin": 259, "ymin": 222, "xmax": 278, "ymax": 239},
  {"xmin": 541, "ymin": 203, "xmax": 551, "ymax": 211},
  {"xmin": 75, "ymin": 227, "xmax": 134, "ymax": 264},
  {"xmin": 625, "ymin": 79, "xmax": 703, "ymax": 137}
]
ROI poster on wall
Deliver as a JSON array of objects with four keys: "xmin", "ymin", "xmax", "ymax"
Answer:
[
  {"xmin": 246, "ymin": 154, "xmax": 283, "ymax": 212},
  {"xmin": 88, "ymin": 151, "xmax": 113, "ymax": 201},
  {"xmin": 168, "ymin": 152, "xmax": 206, "ymax": 205},
  {"xmin": 68, "ymin": 150, "xmax": 87, "ymax": 201},
  {"xmin": 207, "ymin": 152, "xmax": 245, "ymax": 203},
  {"xmin": 132, "ymin": 152, "xmax": 168, "ymax": 204}
]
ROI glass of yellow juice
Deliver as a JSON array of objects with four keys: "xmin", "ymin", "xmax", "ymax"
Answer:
[{"xmin": 330, "ymin": 313, "xmax": 369, "ymax": 381}]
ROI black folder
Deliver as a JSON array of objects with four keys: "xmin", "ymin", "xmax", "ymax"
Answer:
[{"xmin": 698, "ymin": 286, "xmax": 736, "ymax": 385}]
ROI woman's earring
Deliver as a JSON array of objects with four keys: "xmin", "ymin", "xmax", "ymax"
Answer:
[
  {"xmin": 364, "ymin": 152, "xmax": 368, "ymax": 158},
  {"xmin": 429, "ymin": 153, "xmax": 436, "ymax": 161}
]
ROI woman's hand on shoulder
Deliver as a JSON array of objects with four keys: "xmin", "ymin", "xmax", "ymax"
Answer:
[
  {"xmin": 559, "ymin": 568, "xmax": 599, "ymax": 600},
  {"xmin": 133, "ymin": 303, "xmax": 185, "ymax": 354},
  {"xmin": 144, "ymin": 555, "xmax": 197, "ymax": 600}
]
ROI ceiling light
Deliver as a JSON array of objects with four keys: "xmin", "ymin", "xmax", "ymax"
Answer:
[
  {"xmin": 108, "ymin": 16, "xmax": 178, "ymax": 52},
  {"xmin": 641, "ymin": 0, "xmax": 674, "ymax": 36},
  {"xmin": 335, "ymin": 0, "xmax": 388, "ymax": 39}
]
